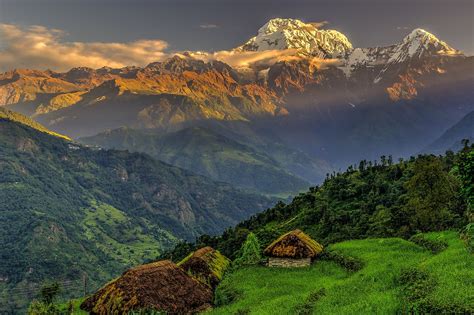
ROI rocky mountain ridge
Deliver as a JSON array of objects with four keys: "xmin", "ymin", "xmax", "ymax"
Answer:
[{"xmin": 0, "ymin": 18, "xmax": 472, "ymax": 166}]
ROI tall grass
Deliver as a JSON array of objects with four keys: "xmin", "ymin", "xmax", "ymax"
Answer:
[{"xmin": 210, "ymin": 231, "xmax": 473, "ymax": 314}]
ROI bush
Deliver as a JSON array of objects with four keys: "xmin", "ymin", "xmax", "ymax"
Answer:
[
  {"xmin": 214, "ymin": 282, "xmax": 243, "ymax": 307},
  {"xmin": 39, "ymin": 282, "xmax": 60, "ymax": 304},
  {"xmin": 27, "ymin": 282, "xmax": 62, "ymax": 315},
  {"xmin": 27, "ymin": 300, "xmax": 59, "ymax": 315},
  {"xmin": 293, "ymin": 288, "xmax": 326, "ymax": 315},
  {"xmin": 233, "ymin": 232, "xmax": 262, "ymax": 267},
  {"xmin": 233, "ymin": 308, "xmax": 250, "ymax": 315},
  {"xmin": 398, "ymin": 266, "xmax": 474, "ymax": 313},
  {"xmin": 409, "ymin": 234, "xmax": 448, "ymax": 254},
  {"xmin": 398, "ymin": 267, "xmax": 436, "ymax": 302},
  {"xmin": 460, "ymin": 223, "xmax": 474, "ymax": 254},
  {"xmin": 319, "ymin": 250, "xmax": 363, "ymax": 272}
]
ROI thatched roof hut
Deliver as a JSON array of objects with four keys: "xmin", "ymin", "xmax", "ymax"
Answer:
[
  {"xmin": 264, "ymin": 230, "xmax": 323, "ymax": 267},
  {"xmin": 178, "ymin": 246, "xmax": 230, "ymax": 289},
  {"xmin": 80, "ymin": 260, "xmax": 212, "ymax": 314}
]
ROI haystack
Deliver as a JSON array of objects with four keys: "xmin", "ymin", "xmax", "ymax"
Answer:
[
  {"xmin": 264, "ymin": 229, "xmax": 324, "ymax": 267},
  {"xmin": 80, "ymin": 260, "xmax": 212, "ymax": 314},
  {"xmin": 178, "ymin": 246, "xmax": 230, "ymax": 289}
]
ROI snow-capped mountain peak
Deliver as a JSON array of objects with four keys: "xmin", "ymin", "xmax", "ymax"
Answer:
[
  {"xmin": 388, "ymin": 28, "xmax": 460, "ymax": 63},
  {"xmin": 339, "ymin": 27, "xmax": 463, "ymax": 78},
  {"xmin": 235, "ymin": 18, "xmax": 353, "ymax": 58}
]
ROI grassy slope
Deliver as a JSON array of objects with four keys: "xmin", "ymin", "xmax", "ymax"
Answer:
[
  {"xmin": 0, "ymin": 107, "xmax": 70, "ymax": 140},
  {"xmin": 56, "ymin": 298, "xmax": 87, "ymax": 315},
  {"xmin": 210, "ymin": 231, "xmax": 473, "ymax": 314}
]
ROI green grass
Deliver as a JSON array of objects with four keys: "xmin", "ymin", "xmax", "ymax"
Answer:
[
  {"xmin": 81, "ymin": 201, "xmax": 176, "ymax": 265},
  {"xmin": 56, "ymin": 298, "xmax": 88, "ymax": 314},
  {"xmin": 210, "ymin": 231, "xmax": 473, "ymax": 314},
  {"xmin": 0, "ymin": 108, "xmax": 71, "ymax": 140}
]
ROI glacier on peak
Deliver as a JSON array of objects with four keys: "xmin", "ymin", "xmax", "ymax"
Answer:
[
  {"xmin": 340, "ymin": 28, "xmax": 462, "ymax": 79},
  {"xmin": 235, "ymin": 18, "xmax": 353, "ymax": 58},
  {"xmin": 388, "ymin": 28, "xmax": 460, "ymax": 63},
  {"xmin": 235, "ymin": 19, "xmax": 461, "ymax": 79},
  {"xmin": 187, "ymin": 19, "xmax": 463, "ymax": 82}
]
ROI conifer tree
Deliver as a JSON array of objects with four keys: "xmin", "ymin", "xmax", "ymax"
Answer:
[{"xmin": 233, "ymin": 232, "xmax": 262, "ymax": 267}]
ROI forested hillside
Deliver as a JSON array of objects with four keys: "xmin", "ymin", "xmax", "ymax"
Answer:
[
  {"xmin": 164, "ymin": 146, "xmax": 472, "ymax": 261},
  {"xmin": 80, "ymin": 126, "xmax": 329, "ymax": 195},
  {"xmin": 0, "ymin": 114, "xmax": 274, "ymax": 311}
]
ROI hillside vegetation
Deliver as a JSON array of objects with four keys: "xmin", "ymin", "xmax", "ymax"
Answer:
[
  {"xmin": 0, "ymin": 117, "xmax": 274, "ymax": 312},
  {"xmin": 211, "ymin": 231, "xmax": 473, "ymax": 314},
  {"xmin": 81, "ymin": 126, "xmax": 326, "ymax": 195},
  {"xmin": 163, "ymin": 147, "xmax": 471, "ymax": 261},
  {"xmin": 33, "ymin": 143, "xmax": 473, "ymax": 314},
  {"xmin": 0, "ymin": 107, "xmax": 70, "ymax": 140}
]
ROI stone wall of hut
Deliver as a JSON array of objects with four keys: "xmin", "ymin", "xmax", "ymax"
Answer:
[{"xmin": 267, "ymin": 257, "xmax": 311, "ymax": 268}]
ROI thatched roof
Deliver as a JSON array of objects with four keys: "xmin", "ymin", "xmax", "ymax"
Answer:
[
  {"xmin": 80, "ymin": 260, "xmax": 212, "ymax": 314},
  {"xmin": 178, "ymin": 246, "xmax": 230, "ymax": 289},
  {"xmin": 264, "ymin": 229, "xmax": 323, "ymax": 258}
]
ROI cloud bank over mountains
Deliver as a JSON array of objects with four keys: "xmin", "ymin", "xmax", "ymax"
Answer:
[
  {"xmin": 0, "ymin": 24, "xmax": 169, "ymax": 71},
  {"xmin": 0, "ymin": 23, "xmax": 343, "ymax": 72},
  {"xmin": 184, "ymin": 49, "xmax": 341, "ymax": 72}
]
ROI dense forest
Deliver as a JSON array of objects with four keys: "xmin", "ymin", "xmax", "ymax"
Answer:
[{"xmin": 163, "ymin": 143, "xmax": 474, "ymax": 261}]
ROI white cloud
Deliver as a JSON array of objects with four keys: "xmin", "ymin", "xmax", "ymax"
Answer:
[
  {"xmin": 185, "ymin": 49, "xmax": 342, "ymax": 70},
  {"xmin": 0, "ymin": 23, "xmax": 342, "ymax": 73},
  {"xmin": 0, "ymin": 24, "xmax": 169, "ymax": 71},
  {"xmin": 309, "ymin": 21, "xmax": 329, "ymax": 29}
]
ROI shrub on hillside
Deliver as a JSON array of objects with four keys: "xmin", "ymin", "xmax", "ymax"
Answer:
[
  {"xmin": 27, "ymin": 300, "xmax": 59, "ymax": 315},
  {"xmin": 233, "ymin": 233, "xmax": 262, "ymax": 267},
  {"xmin": 398, "ymin": 267, "xmax": 436, "ymax": 303},
  {"xmin": 27, "ymin": 282, "xmax": 61, "ymax": 315},
  {"xmin": 457, "ymin": 142, "xmax": 473, "ymax": 253},
  {"xmin": 460, "ymin": 223, "xmax": 474, "ymax": 254},
  {"xmin": 319, "ymin": 250, "xmax": 363, "ymax": 272},
  {"xmin": 409, "ymin": 234, "xmax": 448, "ymax": 254},
  {"xmin": 293, "ymin": 288, "xmax": 326, "ymax": 315},
  {"xmin": 398, "ymin": 266, "xmax": 473, "ymax": 313},
  {"xmin": 214, "ymin": 282, "xmax": 243, "ymax": 307}
]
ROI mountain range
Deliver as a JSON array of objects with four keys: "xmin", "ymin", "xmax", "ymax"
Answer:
[
  {"xmin": 80, "ymin": 123, "xmax": 331, "ymax": 195},
  {"xmin": 1, "ymin": 18, "xmax": 472, "ymax": 171},
  {"xmin": 1, "ymin": 18, "xmax": 473, "ymax": 312},
  {"xmin": 424, "ymin": 109, "xmax": 474, "ymax": 154}
]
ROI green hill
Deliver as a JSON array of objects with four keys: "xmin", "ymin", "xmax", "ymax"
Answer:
[
  {"xmin": 163, "ymin": 148, "xmax": 470, "ymax": 262},
  {"xmin": 0, "ymin": 107, "xmax": 70, "ymax": 140},
  {"xmin": 160, "ymin": 144, "xmax": 472, "ymax": 314},
  {"xmin": 80, "ymin": 126, "xmax": 322, "ymax": 196},
  {"xmin": 211, "ymin": 231, "xmax": 473, "ymax": 314},
  {"xmin": 45, "ymin": 145, "xmax": 472, "ymax": 314},
  {"xmin": 0, "ymin": 117, "xmax": 274, "ymax": 312}
]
